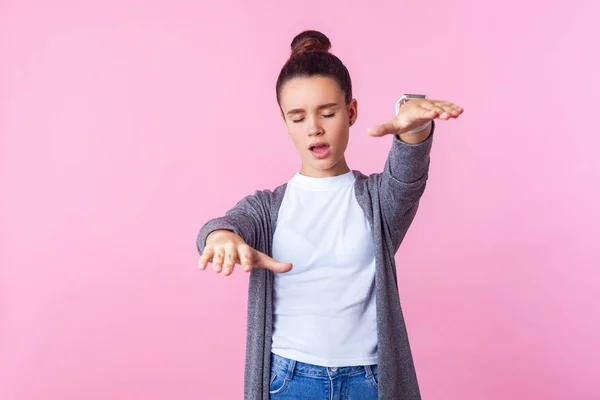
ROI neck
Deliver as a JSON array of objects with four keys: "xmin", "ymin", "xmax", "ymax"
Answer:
[{"xmin": 299, "ymin": 156, "xmax": 351, "ymax": 178}]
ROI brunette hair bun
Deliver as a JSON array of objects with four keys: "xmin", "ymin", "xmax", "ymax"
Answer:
[
  {"xmin": 276, "ymin": 30, "xmax": 352, "ymax": 106},
  {"xmin": 290, "ymin": 30, "xmax": 331, "ymax": 57}
]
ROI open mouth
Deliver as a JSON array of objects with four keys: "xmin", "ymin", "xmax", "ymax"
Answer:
[{"xmin": 309, "ymin": 143, "xmax": 331, "ymax": 159}]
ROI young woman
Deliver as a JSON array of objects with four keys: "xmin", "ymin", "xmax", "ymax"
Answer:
[{"xmin": 197, "ymin": 30, "xmax": 463, "ymax": 400}]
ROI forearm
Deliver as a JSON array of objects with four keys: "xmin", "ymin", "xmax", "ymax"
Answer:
[
  {"xmin": 379, "ymin": 122, "xmax": 434, "ymax": 249},
  {"xmin": 387, "ymin": 121, "xmax": 434, "ymax": 183}
]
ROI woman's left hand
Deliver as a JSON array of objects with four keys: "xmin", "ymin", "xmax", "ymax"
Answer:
[{"xmin": 367, "ymin": 99, "xmax": 463, "ymax": 137}]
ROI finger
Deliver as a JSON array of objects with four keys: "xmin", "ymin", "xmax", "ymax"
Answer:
[
  {"xmin": 212, "ymin": 248, "xmax": 225, "ymax": 273},
  {"xmin": 221, "ymin": 244, "xmax": 237, "ymax": 276},
  {"xmin": 439, "ymin": 101, "xmax": 463, "ymax": 111},
  {"xmin": 417, "ymin": 107, "xmax": 437, "ymax": 119},
  {"xmin": 238, "ymin": 244, "xmax": 254, "ymax": 273},
  {"xmin": 420, "ymin": 103, "xmax": 448, "ymax": 119},
  {"xmin": 436, "ymin": 101, "xmax": 464, "ymax": 117},
  {"xmin": 367, "ymin": 120, "xmax": 399, "ymax": 137},
  {"xmin": 198, "ymin": 245, "xmax": 214, "ymax": 270},
  {"xmin": 434, "ymin": 101, "xmax": 461, "ymax": 118},
  {"xmin": 255, "ymin": 252, "xmax": 293, "ymax": 273},
  {"xmin": 451, "ymin": 103, "xmax": 464, "ymax": 115}
]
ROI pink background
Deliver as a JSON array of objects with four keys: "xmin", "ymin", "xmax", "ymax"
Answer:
[{"xmin": 1, "ymin": 0, "xmax": 598, "ymax": 399}]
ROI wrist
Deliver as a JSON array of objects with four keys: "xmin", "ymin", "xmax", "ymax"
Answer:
[
  {"xmin": 207, "ymin": 229, "xmax": 233, "ymax": 243},
  {"xmin": 397, "ymin": 120, "xmax": 434, "ymax": 144},
  {"xmin": 404, "ymin": 120, "xmax": 432, "ymax": 134}
]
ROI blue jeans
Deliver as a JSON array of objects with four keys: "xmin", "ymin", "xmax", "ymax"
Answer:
[{"xmin": 269, "ymin": 353, "xmax": 379, "ymax": 399}]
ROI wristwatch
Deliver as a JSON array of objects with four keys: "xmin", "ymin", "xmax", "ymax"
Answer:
[
  {"xmin": 395, "ymin": 93, "xmax": 432, "ymax": 134},
  {"xmin": 395, "ymin": 93, "xmax": 427, "ymax": 116}
]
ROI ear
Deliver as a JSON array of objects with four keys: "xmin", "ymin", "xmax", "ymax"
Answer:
[{"xmin": 348, "ymin": 99, "xmax": 358, "ymax": 126}]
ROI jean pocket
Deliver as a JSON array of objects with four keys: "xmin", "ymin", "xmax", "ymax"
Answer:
[
  {"xmin": 367, "ymin": 365, "xmax": 379, "ymax": 389},
  {"xmin": 269, "ymin": 371, "xmax": 290, "ymax": 395}
]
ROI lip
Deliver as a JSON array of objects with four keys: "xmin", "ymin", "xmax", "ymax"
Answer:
[
  {"xmin": 308, "ymin": 142, "xmax": 331, "ymax": 159},
  {"xmin": 308, "ymin": 141, "xmax": 329, "ymax": 150}
]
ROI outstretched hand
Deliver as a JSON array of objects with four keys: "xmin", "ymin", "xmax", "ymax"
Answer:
[
  {"xmin": 198, "ymin": 230, "xmax": 293, "ymax": 276},
  {"xmin": 367, "ymin": 99, "xmax": 463, "ymax": 137}
]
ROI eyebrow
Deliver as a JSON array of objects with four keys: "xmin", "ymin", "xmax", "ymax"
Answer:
[{"xmin": 286, "ymin": 103, "xmax": 339, "ymax": 116}]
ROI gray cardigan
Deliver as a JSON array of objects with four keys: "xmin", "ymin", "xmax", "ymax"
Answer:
[{"xmin": 197, "ymin": 123, "xmax": 434, "ymax": 399}]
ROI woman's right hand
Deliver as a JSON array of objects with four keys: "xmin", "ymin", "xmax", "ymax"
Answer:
[{"xmin": 198, "ymin": 230, "xmax": 293, "ymax": 276}]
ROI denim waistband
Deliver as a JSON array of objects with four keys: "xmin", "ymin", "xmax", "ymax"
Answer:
[{"xmin": 271, "ymin": 353, "xmax": 378, "ymax": 379}]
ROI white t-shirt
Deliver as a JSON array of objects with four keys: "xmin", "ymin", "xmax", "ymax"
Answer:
[{"xmin": 270, "ymin": 171, "xmax": 378, "ymax": 367}]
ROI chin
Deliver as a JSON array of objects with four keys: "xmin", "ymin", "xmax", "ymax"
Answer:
[{"xmin": 312, "ymin": 158, "xmax": 341, "ymax": 171}]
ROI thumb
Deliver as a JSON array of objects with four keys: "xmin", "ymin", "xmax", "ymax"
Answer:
[
  {"xmin": 255, "ymin": 251, "xmax": 293, "ymax": 273},
  {"xmin": 367, "ymin": 119, "xmax": 399, "ymax": 137}
]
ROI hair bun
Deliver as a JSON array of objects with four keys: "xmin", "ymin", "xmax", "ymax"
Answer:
[{"xmin": 290, "ymin": 30, "xmax": 331, "ymax": 57}]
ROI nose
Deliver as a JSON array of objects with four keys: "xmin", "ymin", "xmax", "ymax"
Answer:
[{"xmin": 308, "ymin": 118, "xmax": 324, "ymax": 137}]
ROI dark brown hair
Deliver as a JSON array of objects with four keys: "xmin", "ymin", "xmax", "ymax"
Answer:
[{"xmin": 276, "ymin": 30, "xmax": 353, "ymax": 106}]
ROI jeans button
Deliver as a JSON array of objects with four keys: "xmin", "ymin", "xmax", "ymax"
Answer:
[{"xmin": 331, "ymin": 367, "xmax": 338, "ymax": 372}]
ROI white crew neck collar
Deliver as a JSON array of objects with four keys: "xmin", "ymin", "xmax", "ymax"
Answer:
[{"xmin": 289, "ymin": 171, "xmax": 356, "ymax": 191}]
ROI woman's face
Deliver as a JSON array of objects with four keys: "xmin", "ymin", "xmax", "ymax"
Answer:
[{"xmin": 279, "ymin": 76, "xmax": 357, "ymax": 178}]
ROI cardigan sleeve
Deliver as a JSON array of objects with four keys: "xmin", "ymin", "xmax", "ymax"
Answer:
[
  {"xmin": 378, "ymin": 121, "xmax": 435, "ymax": 251},
  {"xmin": 196, "ymin": 189, "xmax": 274, "ymax": 254}
]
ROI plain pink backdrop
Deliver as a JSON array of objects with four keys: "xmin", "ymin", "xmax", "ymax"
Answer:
[{"xmin": 1, "ymin": 0, "xmax": 598, "ymax": 399}]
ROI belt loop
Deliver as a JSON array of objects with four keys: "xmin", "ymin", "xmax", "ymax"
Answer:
[
  {"xmin": 364, "ymin": 365, "xmax": 373, "ymax": 378},
  {"xmin": 286, "ymin": 359, "xmax": 296, "ymax": 380}
]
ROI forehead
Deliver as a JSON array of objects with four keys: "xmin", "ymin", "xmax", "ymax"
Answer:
[{"xmin": 279, "ymin": 76, "xmax": 344, "ymax": 111}]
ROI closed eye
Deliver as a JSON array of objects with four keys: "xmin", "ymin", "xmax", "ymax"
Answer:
[{"xmin": 292, "ymin": 113, "xmax": 335, "ymax": 123}]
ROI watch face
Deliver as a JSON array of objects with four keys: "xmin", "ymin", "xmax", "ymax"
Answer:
[
  {"xmin": 404, "ymin": 94, "xmax": 427, "ymax": 99},
  {"xmin": 396, "ymin": 94, "xmax": 427, "ymax": 115}
]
